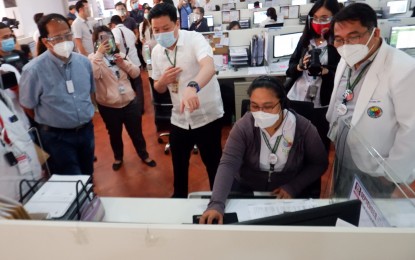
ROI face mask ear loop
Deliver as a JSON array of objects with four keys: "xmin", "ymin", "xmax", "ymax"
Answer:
[{"xmin": 365, "ymin": 27, "xmax": 376, "ymax": 51}]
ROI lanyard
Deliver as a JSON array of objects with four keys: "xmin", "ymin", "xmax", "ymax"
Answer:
[
  {"xmin": 165, "ymin": 47, "xmax": 178, "ymax": 67},
  {"xmin": 261, "ymin": 131, "xmax": 282, "ymax": 172},
  {"xmin": 343, "ymin": 61, "xmax": 372, "ymax": 104}
]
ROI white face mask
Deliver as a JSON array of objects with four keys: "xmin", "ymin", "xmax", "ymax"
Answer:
[
  {"xmin": 53, "ymin": 41, "xmax": 74, "ymax": 58},
  {"xmin": 336, "ymin": 28, "xmax": 375, "ymax": 67},
  {"xmin": 117, "ymin": 9, "xmax": 126, "ymax": 16},
  {"xmin": 252, "ymin": 111, "xmax": 280, "ymax": 129},
  {"xmin": 144, "ymin": 13, "xmax": 149, "ymax": 20}
]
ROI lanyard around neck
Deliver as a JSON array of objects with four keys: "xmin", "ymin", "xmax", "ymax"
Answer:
[
  {"xmin": 346, "ymin": 61, "xmax": 372, "ymax": 93},
  {"xmin": 165, "ymin": 47, "xmax": 178, "ymax": 67},
  {"xmin": 261, "ymin": 131, "xmax": 282, "ymax": 155}
]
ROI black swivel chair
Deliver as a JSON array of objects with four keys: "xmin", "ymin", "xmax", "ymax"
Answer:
[
  {"xmin": 149, "ymin": 79, "xmax": 198, "ymax": 155},
  {"xmin": 264, "ymin": 23, "xmax": 284, "ymax": 28},
  {"xmin": 240, "ymin": 99, "xmax": 321, "ymax": 198}
]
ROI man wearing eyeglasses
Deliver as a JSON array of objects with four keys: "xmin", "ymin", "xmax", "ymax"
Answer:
[
  {"xmin": 19, "ymin": 14, "xmax": 96, "ymax": 176},
  {"xmin": 72, "ymin": 0, "xmax": 94, "ymax": 56},
  {"xmin": 326, "ymin": 3, "xmax": 415, "ymax": 197}
]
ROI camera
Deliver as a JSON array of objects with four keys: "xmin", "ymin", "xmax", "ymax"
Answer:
[{"xmin": 307, "ymin": 48, "xmax": 322, "ymax": 77}]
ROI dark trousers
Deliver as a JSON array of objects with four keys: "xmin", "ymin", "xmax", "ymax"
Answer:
[
  {"xmin": 130, "ymin": 76, "xmax": 145, "ymax": 113},
  {"xmin": 170, "ymin": 118, "xmax": 223, "ymax": 198},
  {"xmin": 39, "ymin": 122, "xmax": 94, "ymax": 175},
  {"xmin": 98, "ymin": 97, "xmax": 149, "ymax": 161}
]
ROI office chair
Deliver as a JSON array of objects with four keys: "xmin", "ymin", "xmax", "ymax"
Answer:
[
  {"xmin": 149, "ymin": 79, "xmax": 198, "ymax": 155},
  {"xmin": 240, "ymin": 99, "xmax": 321, "ymax": 198},
  {"xmin": 264, "ymin": 23, "xmax": 284, "ymax": 28}
]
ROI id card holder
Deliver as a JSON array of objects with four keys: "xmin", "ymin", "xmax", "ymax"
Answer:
[
  {"xmin": 66, "ymin": 80, "xmax": 75, "ymax": 94},
  {"xmin": 16, "ymin": 153, "xmax": 32, "ymax": 175},
  {"xmin": 171, "ymin": 81, "xmax": 179, "ymax": 94},
  {"xmin": 118, "ymin": 85, "xmax": 126, "ymax": 95}
]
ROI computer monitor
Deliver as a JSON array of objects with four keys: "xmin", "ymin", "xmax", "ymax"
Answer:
[
  {"xmin": 248, "ymin": 2, "xmax": 263, "ymax": 9},
  {"xmin": 389, "ymin": 25, "xmax": 415, "ymax": 49},
  {"xmin": 386, "ymin": 0, "xmax": 408, "ymax": 14},
  {"xmin": 234, "ymin": 200, "xmax": 362, "ymax": 226},
  {"xmin": 273, "ymin": 32, "xmax": 303, "ymax": 58},
  {"xmin": 253, "ymin": 11, "xmax": 267, "ymax": 25},
  {"xmin": 239, "ymin": 19, "xmax": 251, "ymax": 29},
  {"xmin": 205, "ymin": 15, "xmax": 214, "ymax": 27}
]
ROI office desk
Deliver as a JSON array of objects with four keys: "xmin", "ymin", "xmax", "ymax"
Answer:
[
  {"xmin": 216, "ymin": 66, "xmax": 285, "ymax": 79},
  {"xmin": 101, "ymin": 198, "xmax": 328, "ymax": 224}
]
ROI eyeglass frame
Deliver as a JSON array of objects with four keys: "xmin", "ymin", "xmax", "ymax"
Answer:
[
  {"xmin": 308, "ymin": 15, "xmax": 332, "ymax": 24},
  {"xmin": 250, "ymin": 102, "xmax": 280, "ymax": 113},
  {"xmin": 46, "ymin": 32, "xmax": 74, "ymax": 44},
  {"xmin": 333, "ymin": 28, "xmax": 373, "ymax": 46}
]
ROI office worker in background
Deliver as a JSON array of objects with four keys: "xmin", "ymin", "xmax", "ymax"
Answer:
[
  {"xmin": 149, "ymin": 3, "xmax": 224, "ymax": 198},
  {"xmin": 177, "ymin": 0, "xmax": 198, "ymax": 30},
  {"xmin": 189, "ymin": 7, "xmax": 209, "ymax": 32},
  {"xmin": 68, "ymin": 5, "xmax": 77, "ymax": 20},
  {"xmin": 139, "ymin": 6, "xmax": 157, "ymax": 59},
  {"xmin": 285, "ymin": 0, "xmax": 340, "ymax": 150},
  {"xmin": 259, "ymin": 7, "xmax": 278, "ymax": 28},
  {"xmin": 72, "ymin": 0, "xmax": 94, "ymax": 56},
  {"xmin": 327, "ymin": 3, "xmax": 415, "ymax": 197},
  {"xmin": 89, "ymin": 26, "xmax": 155, "ymax": 170},
  {"xmin": 202, "ymin": 0, "xmax": 214, "ymax": 12},
  {"xmin": 20, "ymin": 14, "xmax": 95, "ymax": 176},
  {"xmin": 227, "ymin": 21, "xmax": 241, "ymax": 30},
  {"xmin": 199, "ymin": 76, "xmax": 328, "ymax": 224}
]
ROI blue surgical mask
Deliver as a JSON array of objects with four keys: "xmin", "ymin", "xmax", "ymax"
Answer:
[
  {"xmin": 154, "ymin": 31, "xmax": 177, "ymax": 49},
  {"xmin": 1, "ymin": 38, "xmax": 15, "ymax": 52},
  {"xmin": 133, "ymin": 3, "xmax": 139, "ymax": 9}
]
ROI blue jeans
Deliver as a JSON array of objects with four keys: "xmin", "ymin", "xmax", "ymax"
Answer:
[{"xmin": 39, "ymin": 122, "xmax": 95, "ymax": 175}]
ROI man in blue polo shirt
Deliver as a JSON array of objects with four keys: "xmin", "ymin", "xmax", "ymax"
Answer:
[{"xmin": 19, "ymin": 13, "xmax": 95, "ymax": 175}]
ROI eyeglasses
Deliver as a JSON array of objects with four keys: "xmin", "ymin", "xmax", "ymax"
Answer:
[
  {"xmin": 1, "ymin": 34, "xmax": 14, "ymax": 40},
  {"xmin": 309, "ymin": 16, "xmax": 332, "ymax": 24},
  {"xmin": 333, "ymin": 29, "xmax": 371, "ymax": 46},
  {"xmin": 250, "ymin": 102, "xmax": 280, "ymax": 113},
  {"xmin": 47, "ymin": 32, "xmax": 73, "ymax": 43}
]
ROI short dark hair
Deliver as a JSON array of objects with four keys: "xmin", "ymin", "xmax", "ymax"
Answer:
[
  {"xmin": 254, "ymin": 1, "xmax": 260, "ymax": 7},
  {"xmin": 0, "ymin": 22, "xmax": 10, "ymax": 30},
  {"xmin": 247, "ymin": 76, "xmax": 288, "ymax": 110},
  {"xmin": 161, "ymin": 0, "xmax": 174, "ymax": 5},
  {"xmin": 195, "ymin": 7, "xmax": 205, "ymax": 15},
  {"xmin": 75, "ymin": 0, "xmax": 88, "ymax": 13},
  {"xmin": 148, "ymin": 2, "xmax": 178, "ymax": 23},
  {"xmin": 110, "ymin": 15, "xmax": 123, "ymax": 25},
  {"xmin": 69, "ymin": 5, "xmax": 76, "ymax": 11},
  {"xmin": 37, "ymin": 13, "xmax": 70, "ymax": 38},
  {"xmin": 33, "ymin": 13, "xmax": 44, "ymax": 24},
  {"xmin": 332, "ymin": 3, "xmax": 377, "ymax": 29},
  {"xmin": 115, "ymin": 1, "xmax": 127, "ymax": 9},
  {"xmin": 227, "ymin": 21, "xmax": 240, "ymax": 30},
  {"xmin": 92, "ymin": 25, "xmax": 112, "ymax": 43}
]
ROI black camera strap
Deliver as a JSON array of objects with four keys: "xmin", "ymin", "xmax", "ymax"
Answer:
[{"xmin": 119, "ymin": 28, "xmax": 129, "ymax": 58}]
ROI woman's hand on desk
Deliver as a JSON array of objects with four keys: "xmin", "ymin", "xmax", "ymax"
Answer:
[
  {"xmin": 198, "ymin": 210, "xmax": 223, "ymax": 224},
  {"xmin": 272, "ymin": 188, "xmax": 293, "ymax": 199}
]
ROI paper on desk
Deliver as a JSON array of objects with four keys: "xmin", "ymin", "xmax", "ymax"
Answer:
[
  {"xmin": 248, "ymin": 66, "xmax": 267, "ymax": 75},
  {"xmin": 220, "ymin": 37, "xmax": 229, "ymax": 46},
  {"xmin": 247, "ymin": 200, "xmax": 317, "ymax": 219}
]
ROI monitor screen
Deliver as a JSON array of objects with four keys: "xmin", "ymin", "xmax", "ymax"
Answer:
[
  {"xmin": 386, "ymin": 0, "xmax": 408, "ymax": 14},
  {"xmin": 389, "ymin": 25, "xmax": 415, "ymax": 49},
  {"xmin": 253, "ymin": 11, "xmax": 268, "ymax": 24},
  {"xmin": 273, "ymin": 32, "xmax": 303, "ymax": 58},
  {"xmin": 234, "ymin": 200, "xmax": 362, "ymax": 226},
  {"xmin": 205, "ymin": 15, "xmax": 214, "ymax": 27},
  {"xmin": 248, "ymin": 2, "xmax": 263, "ymax": 9}
]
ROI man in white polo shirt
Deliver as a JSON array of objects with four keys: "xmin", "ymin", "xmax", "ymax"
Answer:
[
  {"xmin": 72, "ymin": 0, "xmax": 94, "ymax": 56},
  {"xmin": 149, "ymin": 3, "xmax": 224, "ymax": 198}
]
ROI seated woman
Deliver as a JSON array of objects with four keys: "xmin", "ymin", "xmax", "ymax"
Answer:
[
  {"xmin": 260, "ymin": 7, "xmax": 278, "ymax": 28},
  {"xmin": 189, "ymin": 7, "xmax": 209, "ymax": 32},
  {"xmin": 199, "ymin": 76, "xmax": 328, "ymax": 224},
  {"xmin": 89, "ymin": 26, "xmax": 156, "ymax": 171},
  {"xmin": 227, "ymin": 21, "xmax": 241, "ymax": 30}
]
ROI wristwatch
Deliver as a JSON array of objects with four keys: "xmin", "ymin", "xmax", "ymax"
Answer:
[{"xmin": 187, "ymin": 81, "xmax": 200, "ymax": 93}]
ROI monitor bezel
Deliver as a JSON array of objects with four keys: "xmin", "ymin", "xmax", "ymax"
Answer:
[{"xmin": 272, "ymin": 32, "xmax": 303, "ymax": 59}]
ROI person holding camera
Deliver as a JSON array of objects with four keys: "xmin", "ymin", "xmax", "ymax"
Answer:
[
  {"xmin": 89, "ymin": 26, "xmax": 155, "ymax": 171},
  {"xmin": 285, "ymin": 0, "xmax": 341, "ymax": 150}
]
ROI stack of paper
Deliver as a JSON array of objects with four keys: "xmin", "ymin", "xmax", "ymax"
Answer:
[
  {"xmin": 0, "ymin": 195, "xmax": 31, "ymax": 220},
  {"xmin": 24, "ymin": 174, "xmax": 91, "ymax": 219},
  {"xmin": 229, "ymin": 47, "xmax": 249, "ymax": 67}
]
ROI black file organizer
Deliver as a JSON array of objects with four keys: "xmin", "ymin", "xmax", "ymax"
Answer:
[{"xmin": 19, "ymin": 177, "xmax": 94, "ymax": 221}]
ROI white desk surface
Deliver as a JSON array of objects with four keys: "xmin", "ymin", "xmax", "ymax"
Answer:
[
  {"xmin": 101, "ymin": 197, "xmax": 328, "ymax": 224},
  {"xmin": 217, "ymin": 66, "xmax": 286, "ymax": 79}
]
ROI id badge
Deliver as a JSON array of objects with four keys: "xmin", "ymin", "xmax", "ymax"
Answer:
[
  {"xmin": 16, "ymin": 153, "xmax": 32, "ymax": 175},
  {"xmin": 66, "ymin": 80, "xmax": 75, "ymax": 94},
  {"xmin": 171, "ymin": 81, "xmax": 179, "ymax": 94},
  {"xmin": 118, "ymin": 85, "xmax": 126, "ymax": 94}
]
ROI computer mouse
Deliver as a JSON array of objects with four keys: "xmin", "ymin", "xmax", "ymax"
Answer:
[{"xmin": 233, "ymin": 66, "xmax": 238, "ymax": 72}]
